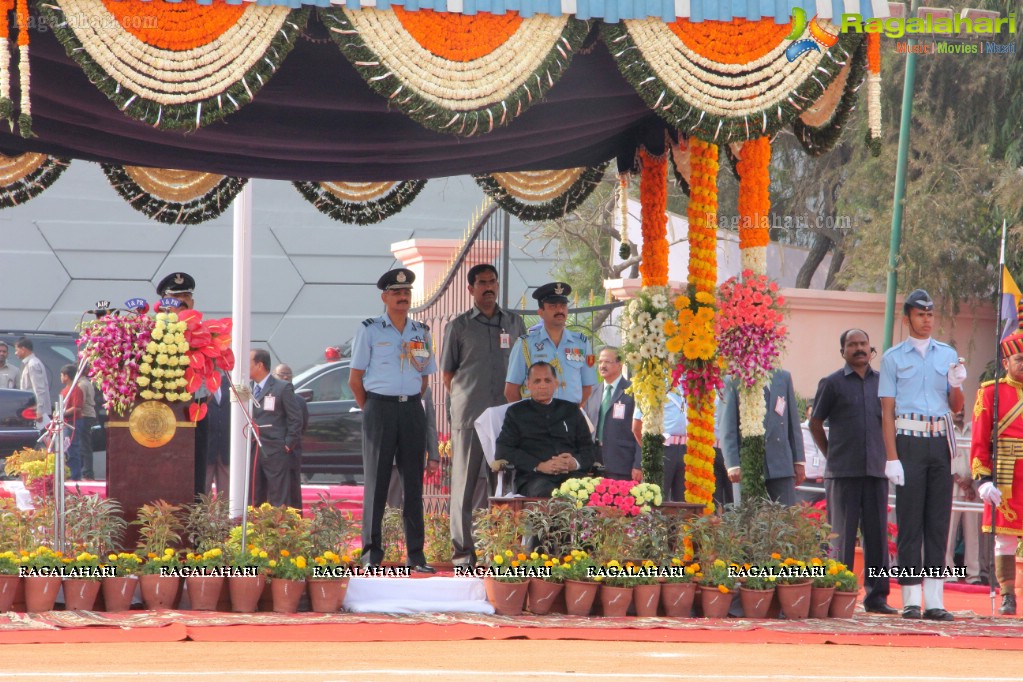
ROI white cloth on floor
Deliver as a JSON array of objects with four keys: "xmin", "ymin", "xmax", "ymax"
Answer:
[{"xmin": 343, "ymin": 576, "xmax": 494, "ymax": 614}]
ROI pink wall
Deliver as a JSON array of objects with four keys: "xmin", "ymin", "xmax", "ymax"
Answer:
[{"xmin": 783, "ymin": 288, "xmax": 996, "ymax": 407}]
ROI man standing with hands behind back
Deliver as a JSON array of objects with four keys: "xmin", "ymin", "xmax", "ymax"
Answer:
[
  {"xmin": 810, "ymin": 329, "xmax": 896, "ymax": 615},
  {"xmin": 442, "ymin": 264, "xmax": 525, "ymax": 568},
  {"xmin": 587, "ymin": 347, "xmax": 641, "ymax": 481},
  {"xmin": 350, "ymin": 268, "xmax": 437, "ymax": 573},
  {"xmin": 879, "ymin": 289, "xmax": 966, "ymax": 621},
  {"xmin": 250, "ymin": 349, "xmax": 304, "ymax": 509}
]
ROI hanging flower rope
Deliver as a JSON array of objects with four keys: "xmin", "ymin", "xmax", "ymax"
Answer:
[
  {"xmin": 101, "ymin": 164, "xmax": 247, "ymax": 225},
  {"xmin": 473, "ymin": 162, "xmax": 608, "ymax": 222},
  {"xmin": 602, "ymin": 18, "xmax": 863, "ymax": 145},
  {"xmin": 0, "ymin": 0, "xmax": 11, "ymax": 127},
  {"xmin": 866, "ymin": 32, "xmax": 882, "ymax": 155},
  {"xmin": 293, "ymin": 179, "xmax": 426, "ymax": 225},
  {"xmin": 38, "ymin": 0, "xmax": 309, "ymax": 131},
  {"xmin": 0, "ymin": 152, "xmax": 69, "ymax": 207},
  {"xmin": 792, "ymin": 38, "xmax": 867, "ymax": 157},
  {"xmin": 674, "ymin": 137, "xmax": 719, "ymax": 511},
  {"xmin": 617, "ymin": 172, "xmax": 632, "ymax": 260},
  {"xmin": 322, "ymin": 7, "xmax": 590, "ymax": 137},
  {"xmin": 735, "ymin": 136, "xmax": 771, "ymax": 275},
  {"xmin": 622, "ymin": 148, "xmax": 672, "ymax": 487}
]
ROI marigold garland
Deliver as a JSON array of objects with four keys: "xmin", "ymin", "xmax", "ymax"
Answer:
[
  {"xmin": 735, "ymin": 136, "xmax": 771, "ymax": 275},
  {"xmin": 686, "ymin": 138, "xmax": 718, "ymax": 295},
  {"xmin": 392, "ymin": 7, "xmax": 523, "ymax": 62},
  {"xmin": 793, "ymin": 39, "xmax": 867, "ymax": 157},
  {"xmin": 638, "ymin": 149, "xmax": 668, "ymax": 288},
  {"xmin": 100, "ymin": 0, "xmax": 247, "ymax": 50},
  {"xmin": 866, "ymin": 32, "xmax": 882, "ymax": 154},
  {"xmin": 667, "ymin": 18, "xmax": 793, "ymax": 66},
  {"xmin": 685, "ymin": 392, "xmax": 717, "ymax": 512}
]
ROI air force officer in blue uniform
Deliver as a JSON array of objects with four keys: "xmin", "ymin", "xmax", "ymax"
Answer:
[{"xmin": 349, "ymin": 268, "xmax": 437, "ymax": 573}]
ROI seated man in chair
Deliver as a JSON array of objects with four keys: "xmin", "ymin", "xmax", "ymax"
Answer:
[{"xmin": 496, "ymin": 361, "xmax": 594, "ymax": 497}]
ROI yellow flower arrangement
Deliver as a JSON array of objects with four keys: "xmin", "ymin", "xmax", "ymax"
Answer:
[{"xmin": 138, "ymin": 311, "xmax": 192, "ymax": 403}]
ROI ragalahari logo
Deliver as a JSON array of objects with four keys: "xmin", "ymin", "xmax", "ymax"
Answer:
[{"xmin": 785, "ymin": 9, "xmax": 840, "ymax": 61}]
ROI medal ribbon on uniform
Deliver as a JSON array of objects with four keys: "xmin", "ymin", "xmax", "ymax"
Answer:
[{"xmin": 403, "ymin": 340, "xmax": 429, "ymax": 372}]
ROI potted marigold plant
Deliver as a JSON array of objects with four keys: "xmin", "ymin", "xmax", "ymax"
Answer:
[
  {"xmin": 20, "ymin": 546, "xmax": 67, "ymax": 612},
  {"xmin": 182, "ymin": 548, "xmax": 226, "ymax": 611},
  {"xmin": 697, "ymin": 559, "xmax": 737, "ymax": 619},
  {"xmin": 774, "ymin": 557, "xmax": 813, "ymax": 619},
  {"xmin": 484, "ymin": 550, "xmax": 529, "ymax": 616},
  {"xmin": 309, "ymin": 550, "xmax": 355, "ymax": 613},
  {"xmin": 0, "ymin": 551, "xmax": 20, "ymax": 611},
  {"xmin": 268, "ymin": 551, "xmax": 310, "ymax": 613},
  {"xmin": 829, "ymin": 566, "xmax": 859, "ymax": 618},
  {"xmin": 227, "ymin": 546, "xmax": 270, "ymax": 613},
  {"xmin": 101, "ymin": 552, "xmax": 142, "ymax": 611},
  {"xmin": 738, "ymin": 561, "xmax": 777, "ymax": 619},
  {"xmin": 597, "ymin": 560, "xmax": 635, "ymax": 617},
  {"xmin": 137, "ymin": 548, "xmax": 181, "ymax": 610},
  {"xmin": 522, "ymin": 551, "xmax": 563, "ymax": 616},
  {"xmin": 661, "ymin": 557, "xmax": 698, "ymax": 617},
  {"xmin": 554, "ymin": 549, "xmax": 600, "ymax": 617},
  {"xmin": 808, "ymin": 557, "xmax": 841, "ymax": 618},
  {"xmin": 63, "ymin": 551, "xmax": 103, "ymax": 611}
]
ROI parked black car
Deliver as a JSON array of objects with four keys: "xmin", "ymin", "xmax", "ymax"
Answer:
[
  {"xmin": 0, "ymin": 389, "xmax": 41, "ymax": 464},
  {"xmin": 292, "ymin": 359, "xmax": 363, "ymax": 482},
  {"xmin": 0, "ymin": 331, "xmax": 107, "ymax": 453}
]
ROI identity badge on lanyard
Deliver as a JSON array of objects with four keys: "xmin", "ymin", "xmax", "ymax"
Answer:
[{"xmin": 500, "ymin": 332, "xmax": 511, "ymax": 349}]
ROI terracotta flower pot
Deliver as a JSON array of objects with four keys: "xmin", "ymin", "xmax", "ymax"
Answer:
[
  {"xmin": 633, "ymin": 583, "xmax": 661, "ymax": 617},
  {"xmin": 699, "ymin": 585, "xmax": 732, "ymax": 619},
  {"xmin": 776, "ymin": 581, "xmax": 812, "ymax": 620},
  {"xmin": 229, "ymin": 574, "xmax": 266, "ymax": 613},
  {"xmin": 271, "ymin": 579, "xmax": 306, "ymax": 613},
  {"xmin": 739, "ymin": 587, "xmax": 774, "ymax": 619},
  {"xmin": 660, "ymin": 582, "xmax": 696, "ymax": 617},
  {"xmin": 563, "ymin": 579, "xmax": 599, "ymax": 617},
  {"xmin": 484, "ymin": 577, "xmax": 528, "ymax": 616},
  {"xmin": 829, "ymin": 590, "xmax": 858, "ymax": 618},
  {"xmin": 0, "ymin": 574, "xmax": 21, "ymax": 612},
  {"xmin": 101, "ymin": 576, "xmax": 138, "ymax": 612},
  {"xmin": 599, "ymin": 584, "xmax": 633, "ymax": 617},
  {"xmin": 308, "ymin": 578, "xmax": 349, "ymax": 613},
  {"xmin": 139, "ymin": 574, "xmax": 181, "ymax": 610},
  {"xmin": 63, "ymin": 579, "xmax": 101, "ymax": 611},
  {"xmin": 526, "ymin": 578, "xmax": 563, "ymax": 616},
  {"xmin": 185, "ymin": 575, "xmax": 225, "ymax": 611},
  {"xmin": 24, "ymin": 575, "xmax": 62, "ymax": 613},
  {"xmin": 810, "ymin": 585, "xmax": 835, "ymax": 619}
]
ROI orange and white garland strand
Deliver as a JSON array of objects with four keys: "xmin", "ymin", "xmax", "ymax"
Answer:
[
  {"xmin": 639, "ymin": 149, "xmax": 668, "ymax": 288},
  {"xmin": 0, "ymin": 0, "xmax": 11, "ymax": 124},
  {"xmin": 15, "ymin": 0, "xmax": 28, "ymax": 135},
  {"xmin": 736, "ymin": 136, "xmax": 771, "ymax": 275},
  {"xmin": 683, "ymin": 137, "xmax": 719, "ymax": 511},
  {"xmin": 866, "ymin": 33, "xmax": 881, "ymax": 143}
]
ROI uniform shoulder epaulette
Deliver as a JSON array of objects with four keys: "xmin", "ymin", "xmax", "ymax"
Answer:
[
  {"xmin": 980, "ymin": 378, "xmax": 1007, "ymax": 388},
  {"xmin": 361, "ymin": 318, "xmax": 375, "ymax": 327}
]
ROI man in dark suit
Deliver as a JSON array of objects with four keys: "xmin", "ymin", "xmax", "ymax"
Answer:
[
  {"xmin": 721, "ymin": 368, "xmax": 805, "ymax": 505},
  {"xmin": 201, "ymin": 369, "xmax": 233, "ymax": 501},
  {"xmin": 274, "ymin": 363, "xmax": 308, "ymax": 510},
  {"xmin": 249, "ymin": 349, "xmax": 304, "ymax": 509},
  {"xmin": 497, "ymin": 362, "xmax": 594, "ymax": 497},
  {"xmin": 585, "ymin": 347, "xmax": 641, "ymax": 480}
]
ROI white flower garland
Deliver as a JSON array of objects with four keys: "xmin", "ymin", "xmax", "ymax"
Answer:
[
  {"xmin": 18, "ymin": 44, "xmax": 28, "ymax": 118},
  {"xmin": 741, "ymin": 246, "xmax": 767, "ymax": 275},
  {"xmin": 491, "ymin": 168, "xmax": 587, "ymax": 203},
  {"xmin": 344, "ymin": 9, "xmax": 569, "ymax": 110},
  {"xmin": 738, "ymin": 381, "xmax": 768, "ymax": 438},
  {"xmin": 620, "ymin": 286, "xmax": 677, "ymax": 435},
  {"xmin": 867, "ymin": 73, "xmax": 882, "ymax": 140}
]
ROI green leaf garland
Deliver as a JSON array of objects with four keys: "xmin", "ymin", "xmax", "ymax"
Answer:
[
  {"xmin": 292, "ymin": 179, "xmax": 426, "ymax": 225},
  {"xmin": 101, "ymin": 164, "xmax": 247, "ymax": 224},
  {"xmin": 472, "ymin": 162, "xmax": 609, "ymax": 222}
]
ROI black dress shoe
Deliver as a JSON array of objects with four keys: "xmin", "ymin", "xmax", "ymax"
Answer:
[
  {"xmin": 901, "ymin": 605, "xmax": 922, "ymax": 619},
  {"xmin": 409, "ymin": 564, "xmax": 436, "ymax": 574},
  {"xmin": 1001, "ymin": 594, "xmax": 1017, "ymax": 616},
  {"xmin": 922, "ymin": 608, "xmax": 954, "ymax": 621},
  {"xmin": 864, "ymin": 602, "xmax": 899, "ymax": 615}
]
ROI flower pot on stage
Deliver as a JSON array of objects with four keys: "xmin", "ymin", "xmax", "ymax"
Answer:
[
  {"xmin": 599, "ymin": 584, "xmax": 633, "ymax": 617},
  {"xmin": 739, "ymin": 587, "xmax": 774, "ymax": 619},
  {"xmin": 810, "ymin": 586, "xmax": 835, "ymax": 619},
  {"xmin": 660, "ymin": 582, "xmax": 696, "ymax": 617},
  {"xmin": 185, "ymin": 576, "xmax": 225, "ymax": 611},
  {"xmin": 484, "ymin": 577, "xmax": 528, "ymax": 616},
  {"xmin": 139, "ymin": 574, "xmax": 181, "ymax": 610},
  {"xmin": 102, "ymin": 576, "xmax": 138, "ymax": 612},
  {"xmin": 63, "ymin": 579, "xmax": 101, "ymax": 611},
  {"xmin": 271, "ymin": 579, "xmax": 306, "ymax": 614},
  {"xmin": 526, "ymin": 578, "xmax": 563, "ymax": 616},
  {"xmin": 308, "ymin": 578, "xmax": 349, "ymax": 613},
  {"xmin": 563, "ymin": 579, "xmax": 598, "ymax": 617},
  {"xmin": 0, "ymin": 575, "xmax": 20, "ymax": 612},
  {"xmin": 699, "ymin": 586, "xmax": 732, "ymax": 619},
  {"xmin": 633, "ymin": 583, "xmax": 661, "ymax": 617},
  {"xmin": 229, "ymin": 574, "xmax": 266, "ymax": 613},
  {"xmin": 24, "ymin": 576, "xmax": 62, "ymax": 613},
  {"xmin": 775, "ymin": 581, "xmax": 812, "ymax": 620},
  {"xmin": 829, "ymin": 590, "xmax": 858, "ymax": 618}
]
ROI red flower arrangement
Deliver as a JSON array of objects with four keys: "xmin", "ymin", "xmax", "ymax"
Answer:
[{"xmin": 716, "ymin": 270, "xmax": 788, "ymax": 390}]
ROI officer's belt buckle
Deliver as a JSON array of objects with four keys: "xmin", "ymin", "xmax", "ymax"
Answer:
[
  {"xmin": 398, "ymin": 395, "xmax": 409, "ymax": 403},
  {"xmin": 895, "ymin": 417, "xmax": 946, "ymax": 435}
]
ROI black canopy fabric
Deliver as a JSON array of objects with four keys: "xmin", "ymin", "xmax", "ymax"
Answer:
[{"xmin": 0, "ymin": 15, "xmax": 661, "ymax": 181}]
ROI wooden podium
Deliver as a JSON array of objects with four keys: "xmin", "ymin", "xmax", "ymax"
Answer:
[{"xmin": 106, "ymin": 400, "xmax": 195, "ymax": 550}]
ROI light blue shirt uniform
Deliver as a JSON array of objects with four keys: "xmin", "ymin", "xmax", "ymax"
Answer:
[
  {"xmin": 634, "ymin": 389, "xmax": 686, "ymax": 437},
  {"xmin": 506, "ymin": 326, "xmax": 595, "ymax": 404},
  {"xmin": 878, "ymin": 338, "xmax": 958, "ymax": 418},
  {"xmin": 351, "ymin": 315, "xmax": 436, "ymax": 395}
]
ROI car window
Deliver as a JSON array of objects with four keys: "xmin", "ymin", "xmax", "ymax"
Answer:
[{"xmin": 303, "ymin": 366, "xmax": 353, "ymax": 402}]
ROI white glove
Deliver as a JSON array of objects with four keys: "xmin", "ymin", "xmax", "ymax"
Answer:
[
  {"xmin": 948, "ymin": 361, "xmax": 967, "ymax": 389},
  {"xmin": 885, "ymin": 460, "xmax": 905, "ymax": 487},
  {"xmin": 979, "ymin": 481, "xmax": 1003, "ymax": 506}
]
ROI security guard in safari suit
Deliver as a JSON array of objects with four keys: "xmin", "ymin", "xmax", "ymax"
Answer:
[
  {"xmin": 349, "ymin": 268, "xmax": 437, "ymax": 573},
  {"xmin": 504, "ymin": 282, "xmax": 596, "ymax": 407}
]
